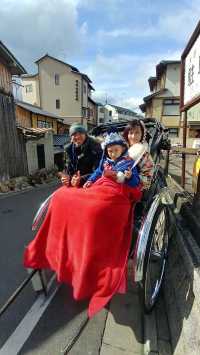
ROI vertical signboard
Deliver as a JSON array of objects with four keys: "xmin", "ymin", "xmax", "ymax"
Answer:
[{"xmin": 181, "ymin": 21, "xmax": 200, "ymax": 111}]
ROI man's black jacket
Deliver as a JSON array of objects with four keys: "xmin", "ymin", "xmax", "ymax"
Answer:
[{"xmin": 65, "ymin": 136, "xmax": 102, "ymax": 186}]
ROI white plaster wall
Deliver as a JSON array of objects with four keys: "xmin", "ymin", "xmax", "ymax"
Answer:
[
  {"xmin": 26, "ymin": 131, "xmax": 54, "ymax": 174},
  {"xmin": 21, "ymin": 77, "xmax": 40, "ymax": 106},
  {"xmin": 105, "ymin": 105, "xmax": 118, "ymax": 122},
  {"xmin": 38, "ymin": 57, "xmax": 82, "ymax": 121},
  {"xmin": 97, "ymin": 106, "xmax": 105, "ymax": 124},
  {"xmin": 165, "ymin": 64, "xmax": 180, "ymax": 96}
]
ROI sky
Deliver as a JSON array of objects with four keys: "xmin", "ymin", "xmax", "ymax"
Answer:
[{"xmin": 1, "ymin": 0, "xmax": 200, "ymax": 112}]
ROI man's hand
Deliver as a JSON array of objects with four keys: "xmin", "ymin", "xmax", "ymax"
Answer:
[
  {"xmin": 103, "ymin": 169, "xmax": 117, "ymax": 180},
  {"xmin": 58, "ymin": 172, "xmax": 70, "ymax": 186},
  {"xmin": 124, "ymin": 168, "xmax": 132, "ymax": 179},
  {"xmin": 71, "ymin": 171, "xmax": 81, "ymax": 187},
  {"xmin": 83, "ymin": 181, "xmax": 93, "ymax": 188}
]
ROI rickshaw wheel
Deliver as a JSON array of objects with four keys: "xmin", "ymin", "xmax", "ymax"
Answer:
[{"xmin": 143, "ymin": 204, "xmax": 169, "ymax": 313}]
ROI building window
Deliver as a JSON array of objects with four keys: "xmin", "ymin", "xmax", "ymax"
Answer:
[
  {"xmin": 55, "ymin": 74, "xmax": 60, "ymax": 85},
  {"xmin": 83, "ymin": 84, "xmax": 87, "ymax": 94},
  {"xmin": 168, "ymin": 128, "xmax": 179, "ymax": 137},
  {"xmin": 99, "ymin": 107, "xmax": 104, "ymax": 113},
  {"xmin": 56, "ymin": 99, "xmax": 60, "ymax": 109},
  {"xmin": 25, "ymin": 84, "xmax": 33, "ymax": 93},
  {"xmin": 75, "ymin": 80, "xmax": 79, "ymax": 101},
  {"xmin": 188, "ymin": 129, "xmax": 200, "ymax": 138},
  {"xmin": 37, "ymin": 120, "xmax": 53, "ymax": 129},
  {"xmin": 109, "ymin": 110, "xmax": 112, "ymax": 116},
  {"xmin": 163, "ymin": 99, "xmax": 180, "ymax": 116},
  {"xmin": 99, "ymin": 118, "xmax": 104, "ymax": 123},
  {"xmin": 82, "ymin": 107, "xmax": 87, "ymax": 117}
]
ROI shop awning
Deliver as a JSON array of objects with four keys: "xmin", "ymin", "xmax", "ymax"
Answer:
[{"xmin": 17, "ymin": 125, "xmax": 53, "ymax": 139}]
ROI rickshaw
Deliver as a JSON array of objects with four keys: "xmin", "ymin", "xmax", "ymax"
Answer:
[{"xmin": 32, "ymin": 118, "xmax": 172, "ymax": 313}]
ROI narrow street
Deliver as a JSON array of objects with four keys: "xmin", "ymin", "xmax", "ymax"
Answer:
[{"xmin": 0, "ymin": 183, "xmax": 58, "ymax": 348}]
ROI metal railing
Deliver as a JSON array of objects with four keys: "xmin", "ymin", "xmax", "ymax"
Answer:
[
  {"xmin": 0, "ymin": 269, "xmax": 47, "ymax": 319},
  {"xmin": 169, "ymin": 147, "xmax": 200, "ymax": 195}
]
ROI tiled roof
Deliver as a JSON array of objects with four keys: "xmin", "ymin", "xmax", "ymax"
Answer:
[
  {"xmin": 35, "ymin": 54, "xmax": 79, "ymax": 72},
  {"xmin": 17, "ymin": 125, "xmax": 53, "ymax": 136},
  {"xmin": 156, "ymin": 60, "xmax": 180, "ymax": 77},
  {"xmin": 16, "ymin": 100, "xmax": 62, "ymax": 120},
  {"xmin": 0, "ymin": 41, "xmax": 27, "ymax": 75},
  {"xmin": 107, "ymin": 104, "xmax": 137, "ymax": 115},
  {"xmin": 143, "ymin": 89, "xmax": 167, "ymax": 102}
]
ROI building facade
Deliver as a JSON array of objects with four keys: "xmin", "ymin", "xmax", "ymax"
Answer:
[
  {"xmin": 21, "ymin": 55, "xmax": 94, "ymax": 127},
  {"xmin": 96, "ymin": 103, "xmax": 106, "ymax": 125},
  {"xmin": 140, "ymin": 61, "xmax": 181, "ymax": 144},
  {"xmin": 105, "ymin": 104, "xmax": 138, "ymax": 123},
  {"xmin": 87, "ymin": 97, "xmax": 97, "ymax": 129}
]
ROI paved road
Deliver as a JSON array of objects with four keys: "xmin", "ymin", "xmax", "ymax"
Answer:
[
  {"xmin": 0, "ymin": 183, "xmax": 59, "ymax": 348},
  {"xmin": 168, "ymin": 153, "xmax": 196, "ymax": 193}
]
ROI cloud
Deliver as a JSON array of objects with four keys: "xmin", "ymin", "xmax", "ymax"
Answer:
[
  {"xmin": 0, "ymin": 0, "xmax": 88, "ymax": 72},
  {"xmin": 1, "ymin": 0, "xmax": 198, "ymax": 114},
  {"xmin": 96, "ymin": 1, "xmax": 200, "ymax": 44},
  {"xmin": 87, "ymin": 48, "xmax": 181, "ymax": 111}
]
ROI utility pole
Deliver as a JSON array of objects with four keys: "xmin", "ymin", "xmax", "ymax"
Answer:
[{"xmin": 105, "ymin": 93, "xmax": 108, "ymax": 105}]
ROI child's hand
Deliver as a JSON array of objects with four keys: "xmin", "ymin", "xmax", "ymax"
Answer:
[
  {"xmin": 124, "ymin": 168, "xmax": 132, "ymax": 179},
  {"xmin": 83, "ymin": 181, "xmax": 93, "ymax": 188}
]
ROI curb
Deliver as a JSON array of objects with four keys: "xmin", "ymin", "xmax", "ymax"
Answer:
[
  {"xmin": 0, "ymin": 179, "xmax": 59, "ymax": 200},
  {"xmin": 166, "ymin": 174, "xmax": 200, "ymax": 247}
]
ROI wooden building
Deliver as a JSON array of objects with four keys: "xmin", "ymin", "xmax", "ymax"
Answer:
[
  {"xmin": 15, "ymin": 100, "xmax": 69, "ymax": 173},
  {"xmin": 15, "ymin": 100, "xmax": 64, "ymax": 133},
  {"xmin": 0, "ymin": 41, "xmax": 27, "ymax": 181}
]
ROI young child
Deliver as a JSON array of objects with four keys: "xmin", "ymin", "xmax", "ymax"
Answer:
[{"xmin": 83, "ymin": 132, "xmax": 140, "ymax": 188}]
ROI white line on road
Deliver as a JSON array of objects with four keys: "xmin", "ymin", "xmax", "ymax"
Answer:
[{"xmin": 0, "ymin": 285, "xmax": 59, "ymax": 355}]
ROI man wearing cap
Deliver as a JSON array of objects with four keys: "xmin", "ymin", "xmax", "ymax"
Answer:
[{"xmin": 60, "ymin": 123, "xmax": 102, "ymax": 187}]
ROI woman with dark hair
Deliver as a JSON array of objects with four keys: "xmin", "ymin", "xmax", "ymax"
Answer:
[{"xmin": 123, "ymin": 119, "xmax": 154, "ymax": 190}]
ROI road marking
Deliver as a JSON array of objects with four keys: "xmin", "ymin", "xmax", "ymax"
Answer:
[{"xmin": 0, "ymin": 285, "xmax": 59, "ymax": 355}]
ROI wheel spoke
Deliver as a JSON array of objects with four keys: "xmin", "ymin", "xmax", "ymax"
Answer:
[{"xmin": 144, "ymin": 206, "xmax": 169, "ymax": 311}]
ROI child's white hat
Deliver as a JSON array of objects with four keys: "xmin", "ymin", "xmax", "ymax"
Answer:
[{"xmin": 103, "ymin": 132, "xmax": 127, "ymax": 149}]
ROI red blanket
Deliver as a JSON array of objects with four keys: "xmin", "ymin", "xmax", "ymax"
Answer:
[{"xmin": 24, "ymin": 177, "xmax": 142, "ymax": 317}]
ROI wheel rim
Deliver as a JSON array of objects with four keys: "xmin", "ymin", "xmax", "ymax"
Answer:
[{"xmin": 144, "ymin": 208, "xmax": 168, "ymax": 309}]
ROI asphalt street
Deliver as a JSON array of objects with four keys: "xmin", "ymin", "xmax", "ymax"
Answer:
[{"xmin": 0, "ymin": 182, "xmax": 59, "ymax": 348}]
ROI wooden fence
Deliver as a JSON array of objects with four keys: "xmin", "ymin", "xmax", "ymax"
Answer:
[{"xmin": 0, "ymin": 93, "xmax": 28, "ymax": 180}]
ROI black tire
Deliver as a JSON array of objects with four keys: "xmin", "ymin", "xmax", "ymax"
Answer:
[{"xmin": 142, "ymin": 204, "xmax": 169, "ymax": 313}]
